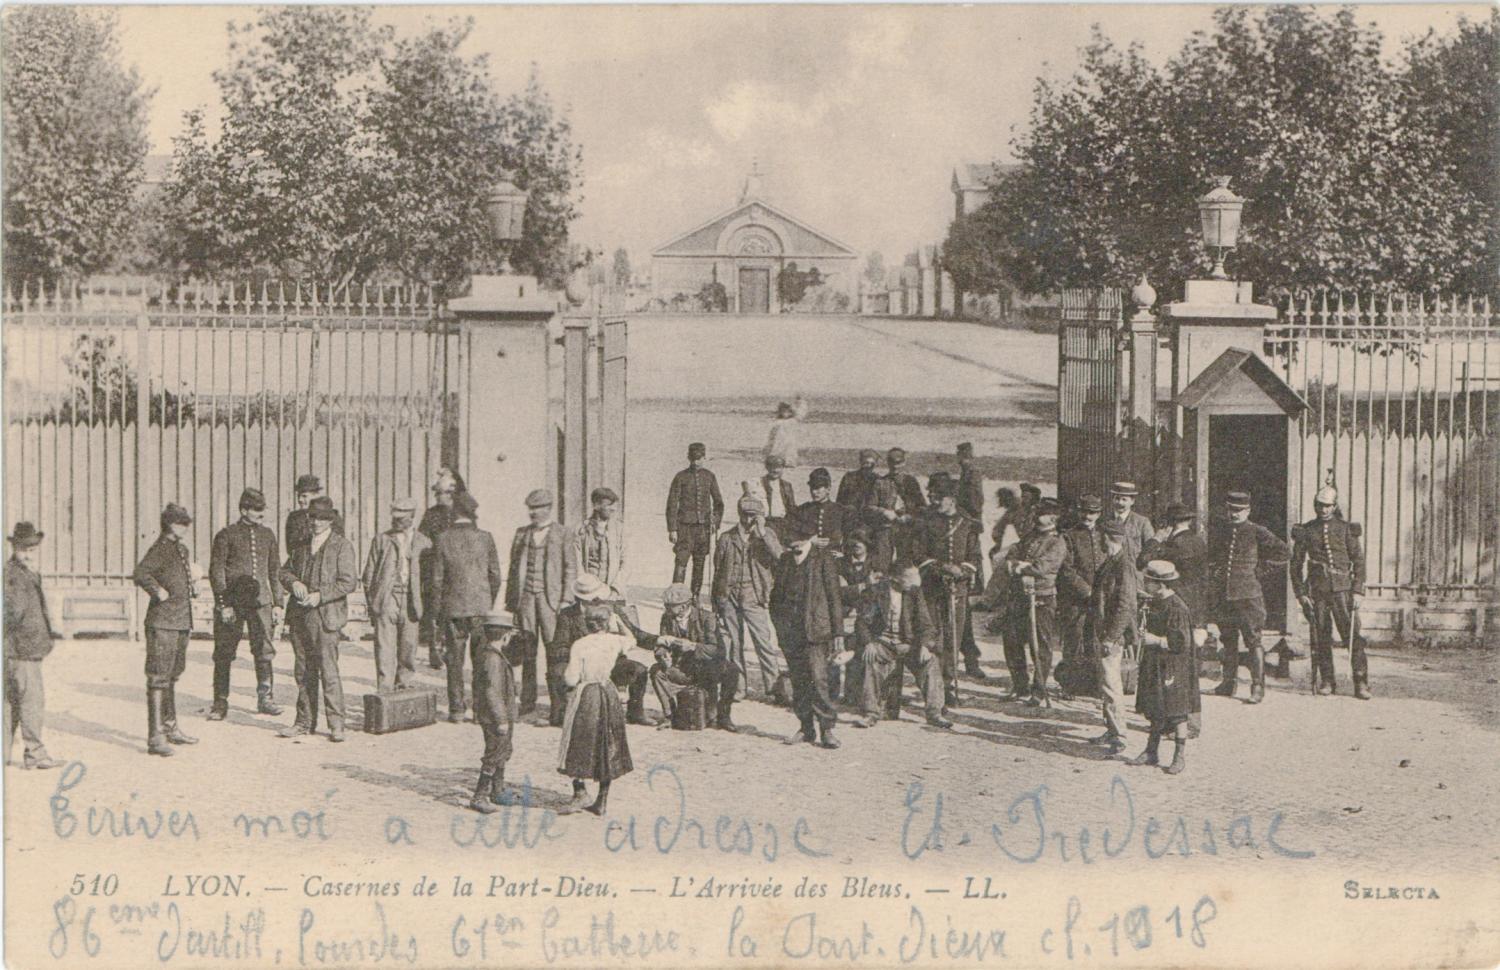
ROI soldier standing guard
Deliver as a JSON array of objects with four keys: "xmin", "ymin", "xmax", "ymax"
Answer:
[
  {"xmin": 666, "ymin": 442, "xmax": 724, "ymax": 600},
  {"xmin": 1208, "ymin": 491, "xmax": 1291, "ymax": 704},
  {"xmin": 4, "ymin": 523, "xmax": 62, "ymax": 769},
  {"xmin": 1292, "ymin": 486, "xmax": 1370, "ymax": 699},
  {"xmin": 1001, "ymin": 497, "xmax": 1067, "ymax": 705},
  {"xmin": 954, "ymin": 443, "xmax": 984, "ymax": 521},
  {"xmin": 917, "ymin": 479, "xmax": 981, "ymax": 706},
  {"xmin": 208, "ymin": 488, "xmax": 284, "ymax": 719},
  {"xmin": 362, "ymin": 498, "xmax": 430, "ymax": 692},
  {"xmin": 132, "ymin": 504, "xmax": 202, "ymax": 756}
]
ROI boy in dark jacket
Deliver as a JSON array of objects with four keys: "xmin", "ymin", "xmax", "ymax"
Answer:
[
  {"xmin": 4, "ymin": 522, "xmax": 61, "ymax": 769},
  {"xmin": 133, "ymin": 504, "xmax": 201, "ymax": 756},
  {"xmin": 469, "ymin": 611, "xmax": 532, "ymax": 813}
]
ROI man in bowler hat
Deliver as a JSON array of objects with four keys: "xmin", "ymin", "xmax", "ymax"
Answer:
[
  {"xmin": 278, "ymin": 496, "xmax": 359, "ymax": 741},
  {"xmin": 284, "ymin": 474, "xmax": 344, "ymax": 557},
  {"xmin": 5, "ymin": 523, "xmax": 61, "ymax": 769},
  {"xmin": 209, "ymin": 487, "xmax": 284, "ymax": 718},
  {"xmin": 133, "ymin": 504, "xmax": 201, "ymax": 755}
]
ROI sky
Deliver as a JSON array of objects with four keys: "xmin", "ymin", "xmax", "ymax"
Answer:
[{"xmin": 113, "ymin": 3, "xmax": 1487, "ymax": 267}]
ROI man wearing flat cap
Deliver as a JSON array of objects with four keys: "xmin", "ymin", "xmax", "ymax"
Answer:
[
  {"xmin": 836, "ymin": 449, "xmax": 881, "ymax": 512},
  {"xmin": 363, "ymin": 498, "xmax": 430, "ymax": 692},
  {"xmin": 1207, "ymin": 490, "xmax": 1290, "ymax": 704},
  {"xmin": 507, "ymin": 489, "xmax": 574, "ymax": 715},
  {"xmin": 208, "ymin": 487, "xmax": 284, "ymax": 719},
  {"xmin": 278, "ymin": 496, "xmax": 359, "ymax": 741},
  {"xmin": 666, "ymin": 442, "xmax": 724, "ymax": 600},
  {"xmin": 1086, "ymin": 519, "xmax": 1138, "ymax": 753},
  {"xmin": 134, "ymin": 504, "xmax": 202, "ymax": 755},
  {"xmin": 284, "ymin": 474, "xmax": 344, "ymax": 559},
  {"xmin": 770, "ymin": 519, "xmax": 844, "ymax": 748},
  {"xmin": 5, "ymin": 522, "xmax": 61, "ymax": 769},
  {"xmin": 650, "ymin": 583, "xmax": 741, "ymax": 731},
  {"xmin": 713, "ymin": 493, "xmax": 787, "ymax": 701},
  {"xmin": 795, "ymin": 467, "xmax": 855, "ymax": 548},
  {"xmin": 572, "ymin": 488, "xmax": 625, "ymax": 597},
  {"xmin": 757, "ymin": 456, "xmax": 797, "ymax": 542},
  {"xmin": 954, "ymin": 443, "xmax": 985, "ymax": 522},
  {"xmin": 1001, "ymin": 497, "xmax": 1068, "ymax": 704},
  {"xmin": 437, "ymin": 492, "xmax": 503, "ymax": 721},
  {"xmin": 853, "ymin": 564, "xmax": 952, "ymax": 730},
  {"xmin": 916, "ymin": 476, "xmax": 982, "ymax": 703},
  {"xmin": 1057, "ymin": 495, "xmax": 1106, "ymax": 696}
]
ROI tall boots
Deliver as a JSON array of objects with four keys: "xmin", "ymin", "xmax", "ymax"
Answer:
[
  {"xmin": 1212, "ymin": 647, "xmax": 1238, "ymax": 696},
  {"xmin": 162, "ymin": 687, "xmax": 198, "ymax": 745},
  {"xmin": 1127, "ymin": 729, "xmax": 1161, "ymax": 766},
  {"xmin": 1247, "ymin": 646, "xmax": 1266, "ymax": 704},
  {"xmin": 147, "ymin": 688, "xmax": 174, "ymax": 757},
  {"xmin": 207, "ymin": 660, "xmax": 232, "ymax": 720},
  {"xmin": 1352, "ymin": 639, "xmax": 1372, "ymax": 699},
  {"xmin": 256, "ymin": 660, "xmax": 283, "ymax": 715},
  {"xmin": 714, "ymin": 687, "xmax": 739, "ymax": 733},
  {"xmin": 470, "ymin": 773, "xmax": 500, "ymax": 814}
]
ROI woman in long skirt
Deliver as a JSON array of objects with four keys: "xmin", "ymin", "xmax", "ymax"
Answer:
[
  {"xmin": 1128, "ymin": 560, "xmax": 1200, "ymax": 775},
  {"xmin": 558, "ymin": 605, "xmax": 641, "ymax": 815}
]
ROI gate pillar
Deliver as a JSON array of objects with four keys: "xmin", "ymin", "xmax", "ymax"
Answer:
[
  {"xmin": 1126, "ymin": 278, "xmax": 1159, "ymax": 517},
  {"xmin": 448, "ymin": 274, "xmax": 559, "ymax": 537}
]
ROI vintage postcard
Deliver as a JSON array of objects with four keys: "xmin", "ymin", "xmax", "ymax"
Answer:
[{"xmin": 3, "ymin": 3, "xmax": 1498, "ymax": 968}]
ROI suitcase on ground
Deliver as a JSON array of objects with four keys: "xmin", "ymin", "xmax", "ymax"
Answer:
[
  {"xmin": 671, "ymin": 687, "xmax": 708, "ymax": 731},
  {"xmin": 363, "ymin": 688, "xmax": 438, "ymax": 734}
]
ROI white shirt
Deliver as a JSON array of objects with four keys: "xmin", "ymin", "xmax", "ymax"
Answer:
[
  {"xmin": 764, "ymin": 477, "xmax": 787, "ymax": 518},
  {"xmin": 309, "ymin": 529, "xmax": 331, "ymax": 557}
]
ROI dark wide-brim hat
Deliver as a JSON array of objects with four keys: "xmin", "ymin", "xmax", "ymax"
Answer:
[
  {"xmin": 7, "ymin": 522, "xmax": 42, "ymax": 548},
  {"xmin": 307, "ymin": 496, "xmax": 338, "ymax": 520},
  {"xmin": 1163, "ymin": 502, "xmax": 1196, "ymax": 523},
  {"xmin": 294, "ymin": 474, "xmax": 323, "ymax": 494}
]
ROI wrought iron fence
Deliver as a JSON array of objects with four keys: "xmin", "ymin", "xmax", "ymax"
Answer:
[
  {"xmin": 1266, "ymin": 293, "xmax": 1497, "ymax": 597},
  {"xmin": 3, "ymin": 279, "xmax": 459, "ymax": 585},
  {"xmin": 1056, "ymin": 287, "xmax": 1125, "ymax": 503}
]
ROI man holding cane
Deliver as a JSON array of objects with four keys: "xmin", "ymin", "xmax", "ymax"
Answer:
[
  {"xmin": 917, "ymin": 478, "xmax": 981, "ymax": 707},
  {"xmin": 1002, "ymin": 498, "xmax": 1066, "ymax": 707}
]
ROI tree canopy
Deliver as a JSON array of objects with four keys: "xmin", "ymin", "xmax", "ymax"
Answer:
[
  {"xmin": 1, "ymin": 7, "xmax": 152, "ymax": 285},
  {"xmin": 947, "ymin": 7, "xmax": 1499, "ymax": 297},
  {"xmin": 158, "ymin": 9, "xmax": 583, "ymax": 289}
]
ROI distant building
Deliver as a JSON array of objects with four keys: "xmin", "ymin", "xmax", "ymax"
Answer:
[
  {"xmin": 951, "ymin": 161, "xmax": 1021, "ymax": 219},
  {"xmin": 651, "ymin": 163, "xmax": 857, "ymax": 313}
]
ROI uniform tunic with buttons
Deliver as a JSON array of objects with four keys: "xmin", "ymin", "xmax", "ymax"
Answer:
[
  {"xmin": 210, "ymin": 519, "xmax": 283, "ymax": 612},
  {"xmin": 1291, "ymin": 517, "xmax": 1365, "ymax": 599},
  {"xmin": 133, "ymin": 534, "xmax": 196, "ymax": 688},
  {"xmin": 1206, "ymin": 520, "xmax": 1290, "ymax": 605}
]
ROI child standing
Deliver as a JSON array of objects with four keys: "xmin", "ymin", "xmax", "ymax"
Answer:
[
  {"xmin": 1128, "ymin": 560, "xmax": 1200, "ymax": 775},
  {"xmin": 558, "ymin": 604, "xmax": 651, "ymax": 815}
]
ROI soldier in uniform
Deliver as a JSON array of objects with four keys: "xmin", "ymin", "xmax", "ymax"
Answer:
[
  {"xmin": 1292, "ymin": 485, "xmax": 1370, "ymax": 699},
  {"xmin": 1208, "ymin": 491, "xmax": 1291, "ymax": 704},
  {"xmin": 916, "ymin": 478, "xmax": 981, "ymax": 706},
  {"xmin": 649, "ymin": 582, "xmax": 741, "ymax": 731},
  {"xmin": 283, "ymin": 474, "xmax": 344, "ymax": 558},
  {"xmin": 5, "ymin": 523, "xmax": 62, "ymax": 769},
  {"xmin": 132, "ymin": 504, "xmax": 201, "ymax": 756},
  {"xmin": 954, "ymin": 443, "xmax": 985, "ymax": 522},
  {"xmin": 756, "ymin": 456, "xmax": 797, "ymax": 542},
  {"xmin": 862, "ymin": 448, "xmax": 926, "ymax": 573},
  {"xmin": 666, "ymin": 442, "xmax": 724, "ymax": 600},
  {"xmin": 1056, "ymin": 494, "xmax": 1105, "ymax": 697},
  {"xmin": 208, "ymin": 488, "xmax": 284, "ymax": 719},
  {"xmin": 436, "ymin": 492, "xmax": 503, "ymax": 721},
  {"xmin": 836, "ymin": 449, "xmax": 881, "ymax": 511},
  {"xmin": 1001, "ymin": 497, "xmax": 1067, "ymax": 705},
  {"xmin": 795, "ymin": 467, "xmax": 855, "ymax": 548}
]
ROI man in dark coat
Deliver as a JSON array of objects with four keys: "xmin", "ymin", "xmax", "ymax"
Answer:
[
  {"xmin": 277, "ymin": 497, "xmax": 359, "ymax": 741},
  {"xmin": 836, "ymin": 530, "xmax": 882, "ymax": 704},
  {"xmin": 507, "ymin": 488, "xmax": 574, "ymax": 715},
  {"xmin": 133, "ymin": 504, "xmax": 201, "ymax": 756},
  {"xmin": 208, "ymin": 487, "xmax": 284, "ymax": 719},
  {"xmin": 852, "ymin": 565, "xmax": 952, "ymax": 729},
  {"xmin": 666, "ymin": 442, "xmax": 724, "ymax": 599},
  {"xmin": 1139, "ymin": 503, "xmax": 1209, "ymax": 623},
  {"xmin": 836, "ymin": 449, "xmax": 881, "ymax": 512},
  {"xmin": 1087, "ymin": 520, "xmax": 1138, "ymax": 754},
  {"xmin": 757, "ymin": 455, "xmax": 797, "ymax": 542},
  {"xmin": 1292, "ymin": 485, "xmax": 1369, "ymax": 699},
  {"xmin": 437, "ymin": 492, "xmax": 503, "ymax": 721},
  {"xmin": 917, "ymin": 479, "xmax": 982, "ymax": 705},
  {"xmin": 283, "ymin": 474, "xmax": 344, "ymax": 558},
  {"xmin": 418, "ymin": 468, "xmax": 465, "ymax": 668},
  {"xmin": 650, "ymin": 582, "xmax": 741, "ymax": 731},
  {"xmin": 1056, "ymin": 494, "xmax": 1105, "ymax": 696},
  {"xmin": 770, "ymin": 521, "xmax": 844, "ymax": 749},
  {"xmin": 1207, "ymin": 491, "xmax": 1291, "ymax": 704},
  {"xmin": 5, "ymin": 523, "xmax": 61, "ymax": 769},
  {"xmin": 1001, "ymin": 498, "xmax": 1068, "ymax": 705},
  {"xmin": 954, "ymin": 443, "xmax": 985, "ymax": 522},
  {"xmin": 469, "ymin": 611, "xmax": 531, "ymax": 814},
  {"xmin": 1128, "ymin": 561, "xmax": 1200, "ymax": 775},
  {"xmin": 795, "ymin": 467, "xmax": 855, "ymax": 547},
  {"xmin": 861, "ymin": 448, "xmax": 926, "ymax": 573}
]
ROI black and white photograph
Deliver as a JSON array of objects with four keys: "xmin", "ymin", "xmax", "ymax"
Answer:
[{"xmin": 2, "ymin": 3, "xmax": 1498, "ymax": 967}]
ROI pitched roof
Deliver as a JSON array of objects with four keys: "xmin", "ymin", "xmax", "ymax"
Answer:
[
  {"xmin": 953, "ymin": 161, "xmax": 1023, "ymax": 192},
  {"xmin": 651, "ymin": 197, "xmax": 856, "ymax": 258},
  {"xmin": 1174, "ymin": 348, "xmax": 1307, "ymax": 415}
]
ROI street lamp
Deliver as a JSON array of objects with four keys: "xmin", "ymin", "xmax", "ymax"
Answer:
[
  {"xmin": 483, "ymin": 177, "xmax": 528, "ymax": 272},
  {"xmin": 1196, "ymin": 175, "xmax": 1244, "ymax": 281}
]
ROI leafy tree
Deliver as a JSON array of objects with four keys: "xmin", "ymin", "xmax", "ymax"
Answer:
[
  {"xmin": 611, "ymin": 247, "xmax": 632, "ymax": 289},
  {"xmin": 862, "ymin": 251, "xmax": 887, "ymax": 288},
  {"xmin": 1, "ymin": 7, "xmax": 152, "ymax": 284},
  {"xmin": 969, "ymin": 7, "xmax": 1495, "ymax": 295},
  {"xmin": 777, "ymin": 262, "xmax": 824, "ymax": 307},
  {"xmin": 160, "ymin": 10, "xmax": 583, "ymax": 289},
  {"xmin": 695, "ymin": 280, "xmax": 727, "ymax": 313}
]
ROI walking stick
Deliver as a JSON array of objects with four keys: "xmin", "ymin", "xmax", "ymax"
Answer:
[
  {"xmin": 1026, "ymin": 584, "xmax": 1050, "ymax": 708},
  {"xmin": 1303, "ymin": 599, "xmax": 1321, "ymax": 696},
  {"xmin": 1345, "ymin": 592, "xmax": 1359, "ymax": 686}
]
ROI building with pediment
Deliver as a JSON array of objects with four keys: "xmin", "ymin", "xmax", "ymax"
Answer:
[{"xmin": 651, "ymin": 164, "xmax": 857, "ymax": 313}]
